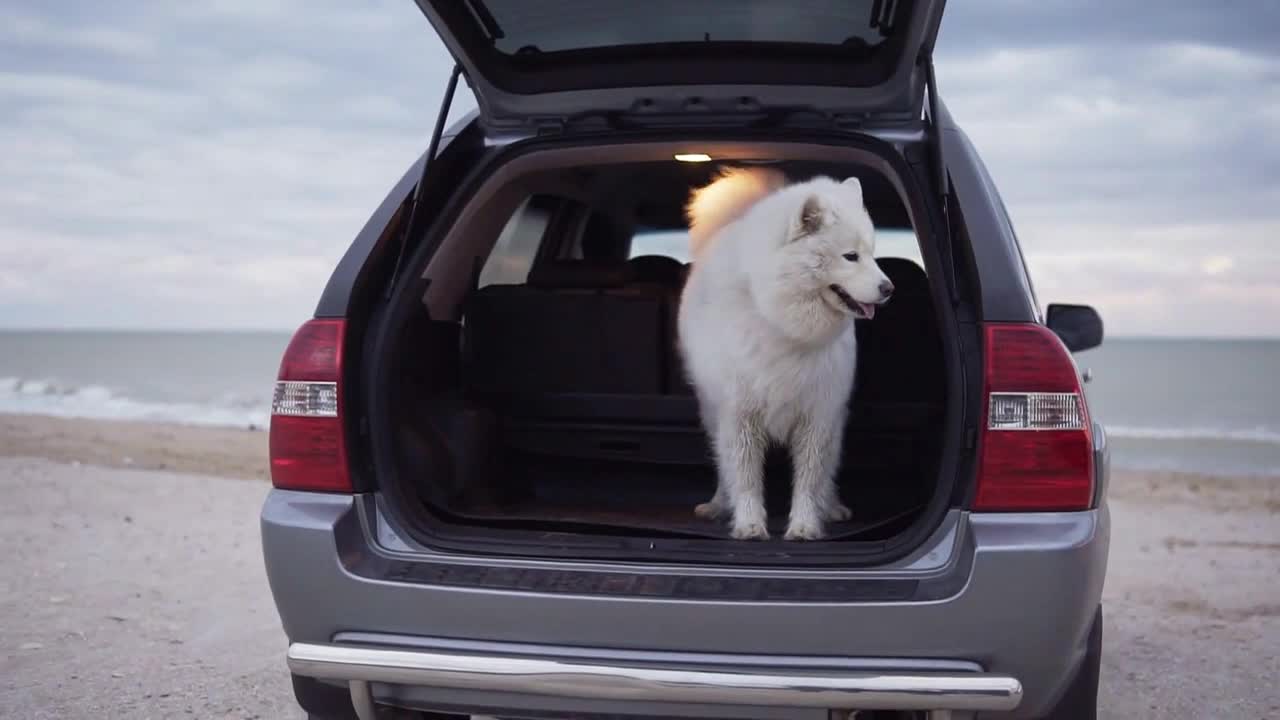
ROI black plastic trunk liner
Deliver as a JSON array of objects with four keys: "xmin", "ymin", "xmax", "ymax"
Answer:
[
  {"xmin": 436, "ymin": 453, "xmax": 930, "ymax": 541},
  {"xmin": 445, "ymin": 496, "xmax": 925, "ymax": 541}
]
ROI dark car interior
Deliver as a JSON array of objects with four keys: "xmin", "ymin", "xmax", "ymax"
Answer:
[{"xmin": 390, "ymin": 160, "xmax": 946, "ymax": 542}]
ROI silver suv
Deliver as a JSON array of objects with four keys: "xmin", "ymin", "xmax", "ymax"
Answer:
[{"xmin": 261, "ymin": 2, "xmax": 1110, "ymax": 718}]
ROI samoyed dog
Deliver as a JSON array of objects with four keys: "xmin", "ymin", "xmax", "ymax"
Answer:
[{"xmin": 678, "ymin": 167, "xmax": 894, "ymax": 540}]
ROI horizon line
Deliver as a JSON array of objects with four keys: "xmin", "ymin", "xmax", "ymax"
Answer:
[{"xmin": 0, "ymin": 327, "xmax": 1278, "ymax": 342}]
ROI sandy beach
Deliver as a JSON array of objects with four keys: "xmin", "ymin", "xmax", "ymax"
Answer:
[
  {"xmin": 1, "ymin": 412, "xmax": 1277, "ymax": 719},
  {"xmin": 0, "ymin": 414, "xmax": 270, "ymax": 481}
]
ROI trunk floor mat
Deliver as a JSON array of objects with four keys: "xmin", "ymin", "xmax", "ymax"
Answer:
[{"xmin": 443, "ymin": 496, "xmax": 925, "ymax": 541}]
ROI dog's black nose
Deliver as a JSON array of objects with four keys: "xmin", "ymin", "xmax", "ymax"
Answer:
[{"xmin": 879, "ymin": 280, "xmax": 895, "ymax": 299}]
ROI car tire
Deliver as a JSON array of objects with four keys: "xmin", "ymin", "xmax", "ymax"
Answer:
[
  {"xmin": 294, "ymin": 675, "xmax": 466, "ymax": 720},
  {"xmin": 293, "ymin": 673, "xmax": 359, "ymax": 720},
  {"xmin": 1038, "ymin": 605, "xmax": 1102, "ymax": 720}
]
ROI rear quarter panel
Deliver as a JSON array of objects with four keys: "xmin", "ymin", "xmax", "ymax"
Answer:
[{"xmin": 939, "ymin": 119, "xmax": 1040, "ymax": 325}]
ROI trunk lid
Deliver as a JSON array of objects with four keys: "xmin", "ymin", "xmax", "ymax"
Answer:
[{"xmin": 413, "ymin": 0, "xmax": 946, "ymax": 130}]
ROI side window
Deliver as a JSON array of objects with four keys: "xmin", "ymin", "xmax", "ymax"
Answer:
[
  {"xmin": 626, "ymin": 226, "xmax": 924, "ymax": 269},
  {"xmin": 628, "ymin": 227, "xmax": 691, "ymax": 262},
  {"xmin": 875, "ymin": 228, "xmax": 926, "ymax": 270},
  {"xmin": 477, "ymin": 196, "xmax": 553, "ymax": 287}
]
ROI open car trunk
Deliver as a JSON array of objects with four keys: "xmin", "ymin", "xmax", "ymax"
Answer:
[{"xmin": 368, "ymin": 133, "xmax": 965, "ymax": 566}]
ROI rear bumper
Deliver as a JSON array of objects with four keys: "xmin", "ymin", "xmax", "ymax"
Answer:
[
  {"xmin": 261, "ymin": 492, "xmax": 1109, "ymax": 718},
  {"xmin": 289, "ymin": 642, "xmax": 1021, "ymax": 716}
]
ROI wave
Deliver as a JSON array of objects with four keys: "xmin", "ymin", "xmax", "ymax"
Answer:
[
  {"xmin": 1106, "ymin": 424, "xmax": 1280, "ymax": 445},
  {"xmin": 0, "ymin": 376, "xmax": 270, "ymax": 429}
]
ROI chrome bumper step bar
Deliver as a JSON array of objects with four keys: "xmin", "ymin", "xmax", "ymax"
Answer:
[{"xmin": 288, "ymin": 642, "xmax": 1022, "ymax": 719}]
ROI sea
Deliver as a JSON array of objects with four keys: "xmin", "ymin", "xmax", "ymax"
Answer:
[{"xmin": 1, "ymin": 331, "xmax": 1278, "ymax": 477}]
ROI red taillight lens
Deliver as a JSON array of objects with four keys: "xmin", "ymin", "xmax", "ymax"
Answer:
[
  {"xmin": 268, "ymin": 319, "xmax": 351, "ymax": 492},
  {"xmin": 974, "ymin": 323, "xmax": 1094, "ymax": 511}
]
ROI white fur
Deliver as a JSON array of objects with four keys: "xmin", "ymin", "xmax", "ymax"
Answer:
[
  {"xmin": 677, "ymin": 167, "xmax": 891, "ymax": 540},
  {"xmin": 686, "ymin": 167, "xmax": 788, "ymax": 258}
]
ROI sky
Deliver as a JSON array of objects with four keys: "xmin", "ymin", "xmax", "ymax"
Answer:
[{"xmin": 0, "ymin": 1, "xmax": 1277, "ymax": 336}]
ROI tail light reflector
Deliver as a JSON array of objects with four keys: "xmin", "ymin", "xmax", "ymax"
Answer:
[
  {"xmin": 269, "ymin": 319, "xmax": 351, "ymax": 492},
  {"xmin": 974, "ymin": 323, "xmax": 1094, "ymax": 511}
]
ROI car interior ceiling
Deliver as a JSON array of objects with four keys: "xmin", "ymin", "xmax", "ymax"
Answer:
[{"xmin": 392, "ymin": 159, "xmax": 946, "ymax": 541}]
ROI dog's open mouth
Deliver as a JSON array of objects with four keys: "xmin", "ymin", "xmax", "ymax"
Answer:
[{"xmin": 828, "ymin": 284, "xmax": 877, "ymax": 319}]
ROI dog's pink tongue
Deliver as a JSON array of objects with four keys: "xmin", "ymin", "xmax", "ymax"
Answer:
[{"xmin": 858, "ymin": 303, "xmax": 876, "ymax": 320}]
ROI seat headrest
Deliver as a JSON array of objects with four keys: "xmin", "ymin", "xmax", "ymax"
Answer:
[
  {"xmin": 581, "ymin": 213, "xmax": 632, "ymax": 262},
  {"xmin": 627, "ymin": 254, "xmax": 687, "ymax": 288}
]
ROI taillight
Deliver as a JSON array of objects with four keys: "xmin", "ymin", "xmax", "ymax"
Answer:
[
  {"xmin": 269, "ymin": 319, "xmax": 351, "ymax": 492},
  {"xmin": 974, "ymin": 323, "xmax": 1094, "ymax": 511}
]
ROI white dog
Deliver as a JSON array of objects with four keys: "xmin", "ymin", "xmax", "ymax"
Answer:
[{"xmin": 677, "ymin": 167, "xmax": 894, "ymax": 540}]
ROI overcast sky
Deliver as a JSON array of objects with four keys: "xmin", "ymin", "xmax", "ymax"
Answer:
[{"xmin": 1, "ymin": 1, "xmax": 1277, "ymax": 336}]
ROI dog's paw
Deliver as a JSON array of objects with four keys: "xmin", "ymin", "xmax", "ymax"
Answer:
[
  {"xmin": 730, "ymin": 519, "xmax": 771, "ymax": 540},
  {"xmin": 694, "ymin": 501, "xmax": 727, "ymax": 520},
  {"xmin": 823, "ymin": 502, "xmax": 852, "ymax": 522},
  {"xmin": 783, "ymin": 519, "xmax": 826, "ymax": 541}
]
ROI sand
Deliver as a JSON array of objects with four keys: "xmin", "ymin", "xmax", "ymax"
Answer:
[
  {"xmin": 0, "ymin": 412, "xmax": 1277, "ymax": 718},
  {"xmin": 0, "ymin": 413, "xmax": 269, "ymax": 481},
  {"xmin": 0, "ymin": 457, "xmax": 298, "ymax": 720}
]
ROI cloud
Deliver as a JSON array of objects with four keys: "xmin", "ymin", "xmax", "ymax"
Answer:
[
  {"xmin": 938, "ymin": 43, "xmax": 1280, "ymax": 224},
  {"xmin": 936, "ymin": 0, "xmax": 1280, "ymax": 58},
  {"xmin": 0, "ymin": 7, "xmax": 157, "ymax": 59},
  {"xmin": 0, "ymin": 0, "xmax": 474, "ymax": 329},
  {"xmin": 1201, "ymin": 256, "xmax": 1234, "ymax": 276},
  {"xmin": 0, "ymin": 0, "xmax": 1275, "ymax": 336},
  {"xmin": 934, "ymin": 6, "xmax": 1280, "ymax": 336}
]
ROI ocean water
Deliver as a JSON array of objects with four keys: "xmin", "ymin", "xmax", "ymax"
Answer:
[
  {"xmin": 1, "ymin": 331, "xmax": 1277, "ymax": 477},
  {"xmin": 0, "ymin": 331, "xmax": 289, "ymax": 430},
  {"xmin": 1076, "ymin": 338, "xmax": 1280, "ymax": 477}
]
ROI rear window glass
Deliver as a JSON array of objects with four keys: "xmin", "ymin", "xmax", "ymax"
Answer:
[
  {"xmin": 477, "ymin": 196, "xmax": 553, "ymax": 287},
  {"xmin": 474, "ymin": 0, "xmax": 901, "ymax": 56},
  {"xmin": 629, "ymin": 228, "xmax": 691, "ymax": 263},
  {"xmin": 629, "ymin": 227, "xmax": 923, "ymax": 270},
  {"xmin": 876, "ymin": 229, "xmax": 924, "ymax": 269}
]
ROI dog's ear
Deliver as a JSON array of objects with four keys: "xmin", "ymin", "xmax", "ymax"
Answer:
[
  {"xmin": 842, "ymin": 176, "xmax": 864, "ymax": 203},
  {"xmin": 796, "ymin": 195, "xmax": 826, "ymax": 237}
]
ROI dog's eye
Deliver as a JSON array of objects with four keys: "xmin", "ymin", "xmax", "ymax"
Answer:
[{"xmin": 843, "ymin": 252, "xmax": 860, "ymax": 262}]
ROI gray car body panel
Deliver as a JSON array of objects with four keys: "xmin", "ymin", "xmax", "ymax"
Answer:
[
  {"xmin": 934, "ymin": 104, "xmax": 1040, "ymax": 325},
  {"xmin": 261, "ymin": 488, "xmax": 1109, "ymax": 719},
  {"xmin": 275, "ymin": 98, "xmax": 1111, "ymax": 718}
]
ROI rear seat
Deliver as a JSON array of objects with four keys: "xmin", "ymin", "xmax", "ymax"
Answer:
[
  {"xmin": 464, "ymin": 248, "xmax": 941, "ymax": 466},
  {"xmin": 463, "ymin": 256, "xmax": 702, "ymax": 465},
  {"xmin": 624, "ymin": 253, "xmax": 693, "ymax": 395},
  {"xmin": 464, "ymin": 261, "xmax": 668, "ymax": 396},
  {"xmin": 853, "ymin": 257, "xmax": 945, "ymax": 406}
]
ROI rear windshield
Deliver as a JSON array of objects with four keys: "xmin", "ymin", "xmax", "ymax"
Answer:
[
  {"xmin": 629, "ymin": 227, "xmax": 923, "ymax": 268},
  {"xmin": 471, "ymin": 0, "xmax": 902, "ymax": 56}
]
